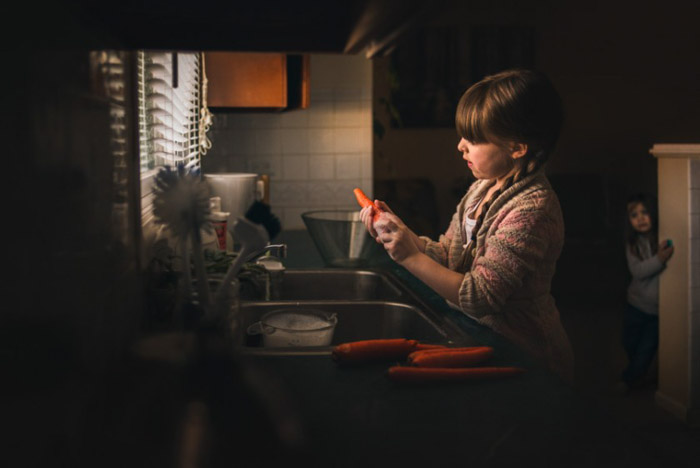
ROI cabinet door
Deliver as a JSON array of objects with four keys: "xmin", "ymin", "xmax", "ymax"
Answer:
[{"xmin": 205, "ymin": 52, "xmax": 288, "ymax": 109}]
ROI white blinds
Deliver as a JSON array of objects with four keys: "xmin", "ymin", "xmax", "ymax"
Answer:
[{"xmin": 138, "ymin": 51, "xmax": 203, "ymax": 228}]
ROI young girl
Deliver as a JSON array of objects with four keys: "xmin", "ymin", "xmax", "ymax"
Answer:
[
  {"xmin": 361, "ymin": 69, "xmax": 574, "ymax": 383},
  {"xmin": 620, "ymin": 193, "xmax": 673, "ymax": 392}
]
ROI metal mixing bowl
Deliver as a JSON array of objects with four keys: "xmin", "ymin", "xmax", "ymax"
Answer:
[{"xmin": 301, "ymin": 210, "xmax": 385, "ymax": 267}]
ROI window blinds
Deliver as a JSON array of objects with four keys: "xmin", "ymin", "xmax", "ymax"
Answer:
[{"xmin": 138, "ymin": 51, "xmax": 202, "ymax": 227}]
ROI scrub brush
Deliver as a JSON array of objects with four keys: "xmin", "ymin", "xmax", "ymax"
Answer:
[{"xmin": 152, "ymin": 165, "xmax": 213, "ymax": 313}]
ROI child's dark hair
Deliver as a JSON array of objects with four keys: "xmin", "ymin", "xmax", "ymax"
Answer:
[
  {"xmin": 455, "ymin": 68, "xmax": 565, "ymax": 246},
  {"xmin": 625, "ymin": 193, "xmax": 658, "ymax": 259}
]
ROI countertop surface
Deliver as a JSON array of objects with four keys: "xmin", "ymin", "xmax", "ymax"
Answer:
[
  {"xmin": 234, "ymin": 230, "xmax": 665, "ymax": 467},
  {"xmin": 5, "ymin": 229, "xmax": 676, "ymax": 468}
]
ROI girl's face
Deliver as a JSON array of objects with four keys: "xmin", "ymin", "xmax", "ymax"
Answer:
[
  {"xmin": 457, "ymin": 138, "xmax": 521, "ymax": 184},
  {"xmin": 628, "ymin": 202, "xmax": 652, "ymax": 233}
]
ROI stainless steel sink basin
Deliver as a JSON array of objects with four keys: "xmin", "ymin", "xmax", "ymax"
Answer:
[
  {"xmin": 272, "ymin": 269, "xmax": 404, "ymax": 301},
  {"xmin": 237, "ymin": 268, "xmax": 475, "ymax": 355}
]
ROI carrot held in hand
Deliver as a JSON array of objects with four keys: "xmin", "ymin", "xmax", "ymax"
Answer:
[
  {"xmin": 387, "ymin": 366, "xmax": 526, "ymax": 383},
  {"xmin": 332, "ymin": 339, "xmax": 446, "ymax": 364},
  {"xmin": 407, "ymin": 346, "xmax": 494, "ymax": 368},
  {"xmin": 353, "ymin": 188, "xmax": 383, "ymax": 224}
]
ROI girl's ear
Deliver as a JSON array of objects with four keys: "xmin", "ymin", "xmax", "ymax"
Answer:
[{"xmin": 510, "ymin": 143, "xmax": 528, "ymax": 160}]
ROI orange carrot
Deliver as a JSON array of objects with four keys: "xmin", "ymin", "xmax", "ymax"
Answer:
[
  {"xmin": 332, "ymin": 339, "xmax": 447, "ymax": 364},
  {"xmin": 408, "ymin": 347, "xmax": 494, "ymax": 368},
  {"xmin": 353, "ymin": 188, "xmax": 383, "ymax": 224},
  {"xmin": 408, "ymin": 346, "xmax": 492, "ymax": 356},
  {"xmin": 413, "ymin": 343, "xmax": 448, "ymax": 351},
  {"xmin": 387, "ymin": 366, "xmax": 526, "ymax": 383},
  {"xmin": 332, "ymin": 338, "xmax": 418, "ymax": 363}
]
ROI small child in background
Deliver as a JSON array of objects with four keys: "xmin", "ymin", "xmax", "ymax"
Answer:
[{"xmin": 619, "ymin": 193, "xmax": 674, "ymax": 393}]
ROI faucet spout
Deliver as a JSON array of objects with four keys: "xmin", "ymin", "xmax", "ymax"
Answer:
[{"xmin": 249, "ymin": 243, "xmax": 287, "ymax": 262}]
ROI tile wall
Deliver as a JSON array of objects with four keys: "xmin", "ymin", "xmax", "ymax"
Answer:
[{"xmin": 201, "ymin": 54, "xmax": 373, "ymax": 230}]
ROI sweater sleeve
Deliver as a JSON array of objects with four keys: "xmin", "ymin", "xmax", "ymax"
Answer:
[
  {"xmin": 458, "ymin": 198, "xmax": 554, "ymax": 317},
  {"xmin": 420, "ymin": 208, "xmax": 460, "ymax": 267},
  {"xmin": 626, "ymin": 245, "xmax": 665, "ymax": 280}
]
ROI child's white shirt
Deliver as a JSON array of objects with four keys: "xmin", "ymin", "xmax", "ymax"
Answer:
[{"xmin": 462, "ymin": 201, "xmax": 479, "ymax": 249}]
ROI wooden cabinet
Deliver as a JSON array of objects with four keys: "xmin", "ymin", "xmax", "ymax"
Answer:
[{"xmin": 204, "ymin": 52, "xmax": 309, "ymax": 110}]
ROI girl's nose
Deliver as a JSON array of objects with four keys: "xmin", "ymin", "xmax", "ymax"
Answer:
[{"xmin": 457, "ymin": 138, "xmax": 467, "ymax": 152}]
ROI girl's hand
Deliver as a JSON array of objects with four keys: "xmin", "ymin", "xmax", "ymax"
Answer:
[
  {"xmin": 360, "ymin": 200, "xmax": 395, "ymax": 239},
  {"xmin": 375, "ymin": 211, "xmax": 421, "ymax": 264},
  {"xmin": 657, "ymin": 239, "xmax": 674, "ymax": 263},
  {"xmin": 360, "ymin": 205, "xmax": 378, "ymax": 238}
]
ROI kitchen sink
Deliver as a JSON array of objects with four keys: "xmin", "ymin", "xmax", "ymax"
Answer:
[
  {"xmin": 270, "ymin": 268, "xmax": 404, "ymax": 301},
  {"xmin": 237, "ymin": 268, "xmax": 475, "ymax": 356}
]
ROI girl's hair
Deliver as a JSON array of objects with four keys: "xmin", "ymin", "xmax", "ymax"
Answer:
[
  {"xmin": 455, "ymin": 68, "xmax": 564, "ymax": 246},
  {"xmin": 625, "ymin": 193, "xmax": 658, "ymax": 259}
]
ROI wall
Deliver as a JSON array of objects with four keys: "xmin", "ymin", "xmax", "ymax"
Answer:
[
  {"xmin": 7, "ymin": 50, "xmax": 142, "ymax": 374},
  {"xmin": 654, "ymin": 146, "xmax": 700, "ymax": 426},
  {"xmin": 202, "ymin": 54, "xmax": 373, "ymax": 230},
  {"xmin": 372, "ymin": 0, "xmax": 700, "ymax": 300}
]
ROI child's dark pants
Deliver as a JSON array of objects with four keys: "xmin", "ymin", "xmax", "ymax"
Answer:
[{"xmin": 621, "ymin": 303, "xmax": 659, "ymax": 385}]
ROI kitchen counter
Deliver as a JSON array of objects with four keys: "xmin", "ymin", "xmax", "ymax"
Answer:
[
  {"xmin": 233, "ymin": 230, "xmax": 665, "ymax": 467},
  {"xmin": 7, "ymin": 229, "xmax": 671, "ymax": 467}
]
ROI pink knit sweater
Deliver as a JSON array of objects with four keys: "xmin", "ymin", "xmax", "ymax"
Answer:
[{"xmin": 422, "ymin": 168, "xmax": 574, "ymax": 383}]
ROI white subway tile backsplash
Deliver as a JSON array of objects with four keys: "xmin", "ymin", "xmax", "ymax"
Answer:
[
  {"xmin": 282, "ymin": 155, "xmax": 309, "ymax": 180},
  {"xmin": 254, "ymin": 129, "xmax": 282, "ymax": 154},
  {"xmin": 334, "ymin": 100, "xmax": 363, "ymax": 127},
  {"xmin": 310, "ymin": 87, "xmax": 334, "ymax": 102},
  {"xmin": 308, "ymin": 155, "xmax": 334, "ymax": 180},
  {"xmin": 280, "ymin": 128, "xmax": 309, "ymax": 154},
  {"xmin": 360, "ymin": 153, "xmax": 373, "ymax": 179},
  {"xmin": 224, "ymin": 113, "xmax": 255, "ymax": 129},
  {"xmin": 331, "ymin": 180, "xmax": 361, "ymax": 205},
  {"xmin": 278, "ymin": 109, "xmax": 309, "ymax": 128},
  {"xmin": 248, "ymin": 113, "xmax": 281, "ymax": 129},
  {"xmin": 281, "ymin": 207, "xmax": 309, "ymax": 230},
  {"xmin": 360, "ymin": 125, "xmax": 373, "ymax": 150},
  {"xmin": 308, "ymin": 100, "xmax": 334, "ymax": 127},
  {"xmin": 271, "ymin": 181, "xmax": 308, "ymax": 207},
  {"xmin": 359, "ymin": 178, "xmax": 373, "ymax": 197},
  {"xmin": 335, "ymin": 154, "xmax": 362, "ymax": 180},
  {"xmin": 335, "ymin": 128, "xmax": 362, "ymax": 153},
  {"xmin": 334, "ymin": 86, "xmax": 363, "ymax": 101},
  {"xmin": 308, "ymin": 128, "xmax": 336, "ymax": 153},
  {"xmin": 248, "ymin": 156, "xmax": 282, "ymax": 177},
  {"xmin": 307, "ymin": 181, "xmax": 336, "ymax": 205},
  {"xmin": 206, "ymin": 54, "xmax": 372, "ymax": 232},
  {"xmin": 223, "ymin": 156, "xmax": 248, "ymax": 173}
]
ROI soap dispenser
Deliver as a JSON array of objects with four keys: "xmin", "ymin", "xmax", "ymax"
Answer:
[{"xmin": 208, "ymin": 196, "xmax": 231, "ymax": 251}]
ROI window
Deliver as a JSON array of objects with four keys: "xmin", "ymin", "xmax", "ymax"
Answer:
[{"xmin": 138, "ymin": 51, "xmax": 209, "ymax": 232}]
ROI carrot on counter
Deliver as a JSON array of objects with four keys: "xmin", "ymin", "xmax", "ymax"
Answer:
[
  {"xmin": 407, "ymin": 346, "xmax": 494, "ymax": 368},
  {"xmin": 387, "ymin": 366, "xmax": 526, "ymax": 383},
  {"xmin": 408, "ymin": 346, "xmax": 492, "ymax": 356},
  {"xmin": 353, "ymin": 188, "xmax": 383, "ymax": 223},
  {"xmin": 332, "ymin": 339, "xmax": 447, "ymax": 364},
  {"xmin": 413, "ymin": 343, "xmax": 448, "ymax": 351}
]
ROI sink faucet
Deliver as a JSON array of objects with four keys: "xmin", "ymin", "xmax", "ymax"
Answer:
[
  {"xmin": 246, "ymin": 243, "xmax": 287, "ymax": 263},
  {"xmin": 251, "ymin": 244, "xmax": 287, "ymax": 301}
]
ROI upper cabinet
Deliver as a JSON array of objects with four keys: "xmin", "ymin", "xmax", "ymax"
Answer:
[{"xmin": 204, "ymin": 52, "xmax": 310, "ymax": 111}]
